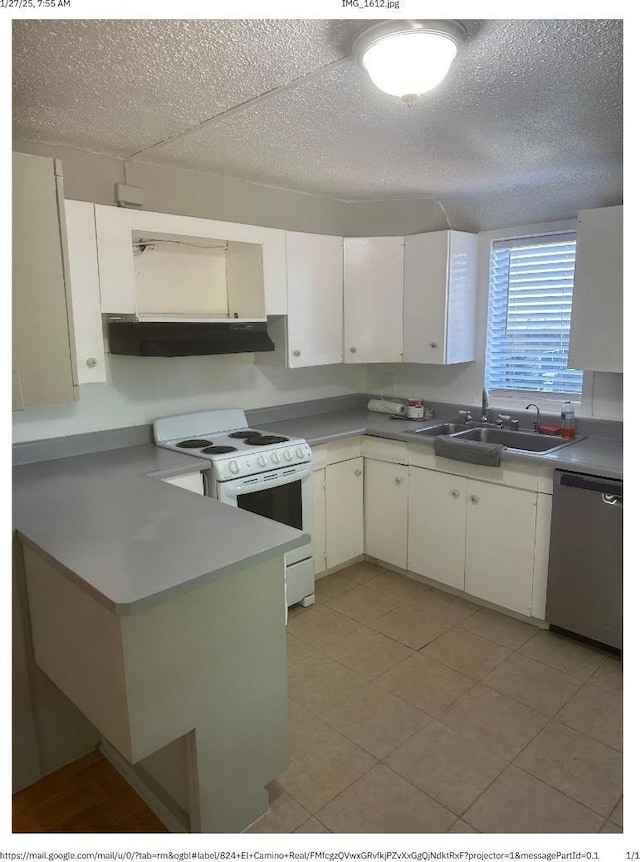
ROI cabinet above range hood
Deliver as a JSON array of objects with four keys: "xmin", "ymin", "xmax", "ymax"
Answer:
[{"xmin": 107, "ymin": 318, "xmax": 275, "ymax": 357}]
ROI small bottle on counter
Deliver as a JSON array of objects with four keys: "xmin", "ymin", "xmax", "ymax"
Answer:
[
  {"xmin": 560, "ymin": 401, "xmax": 576, "ymax": 439},
  {"xmin": 407, "ymin": 398, "xmax": 425, "ymax": 420}
]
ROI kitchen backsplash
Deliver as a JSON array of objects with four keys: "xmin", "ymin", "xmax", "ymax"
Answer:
[
  {"xmin": 13, "ymin": 353, "xmax": 622, "ymax": 444},
  {"xmin": 11, "ymin": 354, "xmax": 368, "ymax": 444},
  {"xmin": 367, "ymin": 364, "xmax": 623, "ymax": 423}
]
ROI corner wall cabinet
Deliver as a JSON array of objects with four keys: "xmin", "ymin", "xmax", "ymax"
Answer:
[
  {"xmin": 343, "ymin": 236, "xmax": 404, "ymax": 364},
  {"xmin": 12, "ymin": 152, "xmax": 78, "ymax": 409},
  {"xmin": 403, "ymin": 230, "xmax": 478, "ymax": 365},
  {"xmin": 568, "ymin": 205, "xmax": 623, "ymax": 373}
]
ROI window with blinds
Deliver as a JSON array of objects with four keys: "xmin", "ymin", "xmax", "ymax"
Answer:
[{"xmin": 485, "ymin": 232, "xmax": 583, "ymax": 396}]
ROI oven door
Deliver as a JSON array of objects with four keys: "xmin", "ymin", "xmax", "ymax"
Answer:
[{"xmin": 216, "ymin": 465, "xmax": 313, "ymax": 566}]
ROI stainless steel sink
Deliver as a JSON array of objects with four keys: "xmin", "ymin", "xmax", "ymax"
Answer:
[
  {"xmin": 408, "ymin": 423, "xmax": 470, "ymax": 437},
  {"xmin": 451, "ymin": 427, "xmax": 582, "ymax": 453}
]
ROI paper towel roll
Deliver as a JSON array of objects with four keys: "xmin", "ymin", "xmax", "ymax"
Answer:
[{"xmin": 367, "ymin": 399, "xmax": 407, "ymax": 416}]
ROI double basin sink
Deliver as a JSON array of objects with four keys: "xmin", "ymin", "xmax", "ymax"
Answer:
[{"xmin": 406, "ymin": 422, "xmax": 582, "ymax": 454}]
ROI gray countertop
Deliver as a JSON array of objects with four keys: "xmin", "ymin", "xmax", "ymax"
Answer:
[
  {"xmin": 257, "ymin": 408, "xmax": 623, "ymax": 479},
  {"xmin": 12, "ymin": 406, "xmax": 621, "ymax": 618},
  {"xmin": 13, "ymin": 446, "xmax": 308, "ymax": 616}
]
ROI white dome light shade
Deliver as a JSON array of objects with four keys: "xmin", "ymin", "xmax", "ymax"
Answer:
[
  {"xmin": 353, "ymin": 21, "xmax": 466, "ymax": 104},
  {"xmin": 362, "ymin": 31, "xmax": 458, "ymax": 98}
]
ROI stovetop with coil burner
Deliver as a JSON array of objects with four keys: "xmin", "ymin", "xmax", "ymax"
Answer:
[{"xmin": 153, "ymin": 409, "xmax": 312, "ymax": 482}]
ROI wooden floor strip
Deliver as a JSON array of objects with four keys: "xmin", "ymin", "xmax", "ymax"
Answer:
[{"xmin": 13, "ymin": 750, "xmax": 168, "ymax": 833}]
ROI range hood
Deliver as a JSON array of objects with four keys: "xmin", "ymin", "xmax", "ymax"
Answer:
[{"xmin": 107, "ymin": 319, "xmax": 275, "ymax": 357}]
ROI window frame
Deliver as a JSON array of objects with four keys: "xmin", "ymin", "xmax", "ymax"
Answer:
[{"xmin": 476, "ymin": 219, "xmax": 594, "ymax": 415}]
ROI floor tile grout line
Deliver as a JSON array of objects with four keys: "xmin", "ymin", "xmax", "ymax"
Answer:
[
  {"xmin": 285, "ymin": 564, "xmax": 620, "ymax": 834},
  {"xmin": 510, "ymin": 754, "xmax": 617, "ymax": 821},
  {"xmin": 435, "ymin": 680, "xmax": 555, "ymax": 764},
  {"xmin": 504, "ymin": 647, "xmax": 606, "ymax": 687},
  {"xmin": 378, "ymin": 718, "xmax": 510, "ymax": 824}
]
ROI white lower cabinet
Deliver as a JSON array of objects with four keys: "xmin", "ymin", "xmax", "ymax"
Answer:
[
  {"xmin": 311, "ymin": 442, "xmax": 365, "ymax": 575},
  {"xmin": 407, "ymin": 467, "xmax": 538, "ymax": 616},
  {"xmin": 364, "ymin": 459, "xmax": 408, "ymax": 569},
  {"xmin": 464, "ymin": 480, "xmax": 537, "ymax": 616},
  {"xmin": 407, "ymin": 468, "xmax": 466, "ymax": 591},
  {"xmin": 325, "ymin": 457, "xmax": 364, "ymax": 569},
  {"xmin": 312, "ymin": 468, "xmax": 327, "ymax": 575}
]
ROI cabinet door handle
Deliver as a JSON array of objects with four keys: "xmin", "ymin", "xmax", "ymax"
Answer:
[
  {"xmin": 86, "ymin": 357, "xmax": 97, "ymax": 368},
  {"xmin": 292, "ymin": 349, "xmax": 301, "ymax": 357},
  {"xmin": 470, "ymin": 494, "xmax": 479, "ymax": 504},
  {"xmin": 430, "ymin": 341, "xmax": 438, "ymax": 349},
  {"xmin": 395, "ymin": 476, "xmax": 403, "ymax": 484},
  {"xmin": 451, "ymin": 489, "xmax": 460, "ymax": 498},
  {"xmin": 350, "ymin": 346, "xmax": 357, "ymax": 354},
  {"xmin": 355, "ymin": 468, "xmax": 362, "ymax": 476}
]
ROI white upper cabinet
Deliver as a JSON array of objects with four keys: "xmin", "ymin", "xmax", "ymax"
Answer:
[
  {"xmin": 403, "ymin": 230, "xmax": 478, "ymax": 365},
  {"xmin": 343, "ymin": 236, "xmax": 404, "ymax": 363},
  {"xmin": 285, "ymin": 231, "xmax": 344, "ymax": 368},
  {"xmin": 95, "ymin": 204, "xmax": 136, "ymax": 314},
  {"xmin": 94, "ymin": 206, "xmax": 287, "ymax": 319},
  {"xmin": 65, "ymin": 201, "xmax": 108, "ymax": 384},
  {"xmin": 12, "ymin": 153, "xmax": 78, "ymax": 409},
  {"xmin": 568, "ymin": 205, "xmax": 622, "ymax": 373}
]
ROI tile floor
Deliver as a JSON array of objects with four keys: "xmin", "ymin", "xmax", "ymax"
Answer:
[{"xmin": 249, "ymin": 561, "xmax": 623, "ymax": 835}]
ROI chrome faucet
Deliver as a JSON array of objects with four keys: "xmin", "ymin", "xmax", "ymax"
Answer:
[
  {"xmin": 481, "ymin": 388, "xmax": 490, "ymax": 423},
  {"xmin": 526, "ymin": 403, "xmax": 541, "ymax": 432}
]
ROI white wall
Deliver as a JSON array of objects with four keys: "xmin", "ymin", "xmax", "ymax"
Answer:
[{"xmin": 12, "ymin": 354, "xmax": 367, "ymax": 443}]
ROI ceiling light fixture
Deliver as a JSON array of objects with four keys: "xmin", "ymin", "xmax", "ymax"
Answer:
[{"xmin": 352, "ymin": 20, "xmax": 466, "ymax": 106}]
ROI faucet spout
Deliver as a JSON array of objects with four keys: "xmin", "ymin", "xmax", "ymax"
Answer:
[
  {"xmin": 481, "ymin": 388, "xmax": 490, "ymax": 422},
  {"xmin": 526, "ymin": 403, "xmax": 541, "ymax": 432}
]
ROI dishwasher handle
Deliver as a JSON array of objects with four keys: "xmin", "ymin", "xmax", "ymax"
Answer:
[
  {"xmin": 556, "ymin": 470, "xmax": 622, "ymax": 500},
  {"xmin": 602, "ymin": 493, "xmax": 623, "ymax": 507}
]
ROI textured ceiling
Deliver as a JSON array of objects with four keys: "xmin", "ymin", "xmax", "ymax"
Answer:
[{"xmin": 13, "ymin": 18, "xmax": 623, "ymax": 226}]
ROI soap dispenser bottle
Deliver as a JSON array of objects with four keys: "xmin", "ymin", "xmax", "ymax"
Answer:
[{"xmin": 560, "ymin": 401, "xmax": 576, "ymax": 440}]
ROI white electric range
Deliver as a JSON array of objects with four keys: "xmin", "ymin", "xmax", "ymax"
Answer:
[{"xmin": 153, "ymin": 409, "xmax": 315, "ymax": 608}]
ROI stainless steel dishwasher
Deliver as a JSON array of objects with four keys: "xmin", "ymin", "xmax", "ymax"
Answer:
[{"xmin": 546, "ymin": 470, "xmax": 622, "ymax": 651}]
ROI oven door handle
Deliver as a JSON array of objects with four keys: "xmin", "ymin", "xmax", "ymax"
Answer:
[{"xmin": 220, "ymin": 465, "xmax": 311, "ymax": 496}]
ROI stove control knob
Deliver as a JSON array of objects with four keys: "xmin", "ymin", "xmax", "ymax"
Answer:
[
  {"xmin": 228, "ymin": 460, "xmax": 240, "ymax": 475},
  {"xmin": 284, "ymin": 449, "xmax": 293, "ymax": 461},
  {"xmin": 258, "ymin": 455, "xmax": 267, "ymax": 467},
  {"xmin": 271, "ymin": 452, "xmax": 280, "ymax": 464},
  {"xmin": 295, "ymin": 446, "xmax": 304, "ymax": 459}
]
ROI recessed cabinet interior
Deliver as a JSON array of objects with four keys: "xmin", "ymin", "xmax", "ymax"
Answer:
[
  {"xmin": 283, "ymin": 231, "xmax": 344, "ymax": 368},
  {"xmin": 403, "ymin": 230, "xmax": 478, "ymax": 365},
  {"xmin": 344, "ymin": 236, "xmax": 404, "ymax": 364},
  {"xmin": 94, "ymin": 205, "xmax": 287, "ymax": 320},
  {"xmin": 12, "ymin": 152, "xmax": 78, "ymax": 409},
  {"xmin": 569, "ymin": 205, "xmax": 623, "ymax": 373}
]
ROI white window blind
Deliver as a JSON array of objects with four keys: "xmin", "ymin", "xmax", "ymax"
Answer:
[{"xmin": 485, "ymin": 233, "xmax": 583, "ymax": 396}]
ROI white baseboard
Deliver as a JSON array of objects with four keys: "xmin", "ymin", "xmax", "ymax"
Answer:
[{"xmin": 99, "ymin": 739, "xmax": 189, "ymax": 834}]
